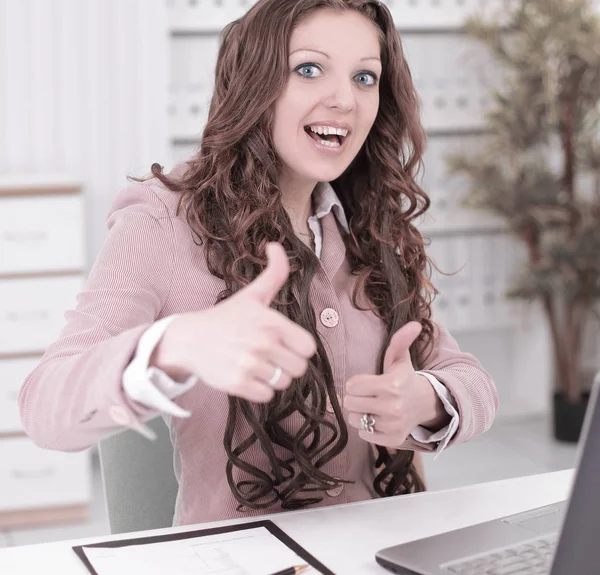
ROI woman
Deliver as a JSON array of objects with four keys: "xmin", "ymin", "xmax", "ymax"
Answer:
[{"xmin": 19, "ymin": 0, "xmax": 498, "ymax": 526}]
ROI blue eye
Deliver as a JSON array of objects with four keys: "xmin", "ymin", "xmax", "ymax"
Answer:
[
  {"xmin": 295, "ymin": 63, "xmax": 322, "ymax": 78},
  {"xmin": 356, "ymin": 71, "xmax": 378, "ymax": 86},
  {"xmin": 293, "ymin": 63, "xmax": 379, "ymax": 86}
]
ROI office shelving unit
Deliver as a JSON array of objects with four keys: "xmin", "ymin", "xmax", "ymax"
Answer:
[{"xmin": 0, "ymin": 177, "xmax": 91, "ymax": 529}]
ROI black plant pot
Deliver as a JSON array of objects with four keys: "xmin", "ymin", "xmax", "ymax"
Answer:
[{"xmin": 553, "ymin": 391, "xmax": 590, "ymax": 443}]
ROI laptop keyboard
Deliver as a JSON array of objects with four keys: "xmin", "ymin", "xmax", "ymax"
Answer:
[{"xmin": 442, "ymin": 534, "xmax": 558, "ymax": 574}]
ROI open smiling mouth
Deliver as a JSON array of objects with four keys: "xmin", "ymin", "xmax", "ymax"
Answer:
[{"xmin": 304, "ymin": 125, "xmax": 349, "ymax": 151}]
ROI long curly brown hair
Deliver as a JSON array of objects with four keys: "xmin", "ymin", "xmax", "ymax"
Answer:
[{"xmin": 147, "ymin": 0, "xmax": 436, "ymax": 511}]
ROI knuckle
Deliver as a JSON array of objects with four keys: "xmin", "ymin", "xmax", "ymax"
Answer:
[
  {"xmin": 391, "ymin": 400, "xmax": 405, "ymax": 418},
  {"xmin": 292, "ymin": 358, "xmax": 308, "ymax": 377},
  {"xmin": 346, "ymin": 377, "xmax": 360, "ymax": 394},
  {"xmin": 343, "ymin": 396, "xmax": 356, "ymax": 412},
  {"xmin": 228, "ymin": 380, "xmax": 244, "ymax": 396},
  {"xmin": 238, "ymin": 352, "xmax": 258, "ymax": 374},
  {"xmin": 304, "ymin": 334, "xmax": 318, "ymax": 356},
  {"xmin": 229, "ymin": 368, "xmax": 252, "ymax": 393},
  {"xmin": 392, "ymin": 376, "xmax": 404, "ymax": 391},
  {"xmin": 250, "ymin": 335, "xmax": 273, "ymax": 354},
  {"xmin": 278, "ymin": 373, "xmax": 292, "ymax": 388},
  {"xmin": 387, "ymin": 380, "xmax": 402, "ymax": 397}
]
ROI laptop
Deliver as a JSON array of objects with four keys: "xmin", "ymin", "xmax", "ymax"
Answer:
[{"xmin": 375, "ymin": 373, "xmax": 600, "ymax": 575}]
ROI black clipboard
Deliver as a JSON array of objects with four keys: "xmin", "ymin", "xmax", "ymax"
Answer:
[{"xmin": 72, "ymin": 519, "xmax": 336, "ymax": 575}]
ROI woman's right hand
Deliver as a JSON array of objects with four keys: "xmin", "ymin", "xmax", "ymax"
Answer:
[{"xmin": 150, "ymin": 242, "xmax": 317, "ymax": 402}]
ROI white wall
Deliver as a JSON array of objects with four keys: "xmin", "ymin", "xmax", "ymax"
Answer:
[{"xmin": 0, "ymin": 0, "xmax": 171, "ymax": 263}]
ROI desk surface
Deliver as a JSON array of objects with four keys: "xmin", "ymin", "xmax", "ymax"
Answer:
[{"xmin": 0, "ymin": 469, "xmax": 574, "ymax": 575}]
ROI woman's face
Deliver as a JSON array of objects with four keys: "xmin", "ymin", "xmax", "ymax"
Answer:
[{"xmin": 272, "ymin": 8, "xmax": 382, "ymax": 188}]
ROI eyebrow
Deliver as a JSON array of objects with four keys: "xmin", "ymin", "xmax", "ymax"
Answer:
[{"xmin": 290, "ymin": 48, "xmax": 381, "ymax": 62}]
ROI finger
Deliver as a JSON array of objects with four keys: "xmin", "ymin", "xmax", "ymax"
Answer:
[
  {"xmin": 347, "ymin": 412, "xmax": 404, "ymax": 435},
  {"xmin": 230, "ymin": 379, "xmax": 276, "ymax": 403},
  {"xmin": 253, "ymin": 362, "xmax": 293, "ymax": 391},
  {"xmin": 347, "ymin": 411, "xmax": 378, "ymax": 431},
  {"xmin": 345, "ymin": 374, "xmax": 392, "ymax": 397},
  {"xmin": 266, "ymin": 310, "xmax": 317, "ymax": 358},
  {"xmin": 347, "ymin": 413, "xmax": 408, "ymax": 446},
  {"xmin": 343, "ymin": 395, "xmax": 387, "ymax": 415},
  {"xmin": 357, "ymin": 430, "xmax": 407, "ymax": 448},
  {"xmin": 267, "ymin": 343, "xmax": 309, "ymax": 379},
  {"xmin": 383, "ymin": 321, "xmax": 422, "ymax": 372},
  {"xmin": 237, "ymin": 352, "xmax": 293, "ymax": 391},
  {"xmin": 238, "ymin": 242, "xmax": 290, "ymax": 306}
]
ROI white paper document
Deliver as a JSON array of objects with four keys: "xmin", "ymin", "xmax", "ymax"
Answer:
[{"xmin": 81, "ymin": 526, "xmax": 319, "ymax": 575}]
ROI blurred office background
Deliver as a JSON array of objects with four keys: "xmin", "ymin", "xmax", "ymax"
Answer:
[{"xmin": 0, "ymin": 0, "xmax": 596, "ymax": 548}]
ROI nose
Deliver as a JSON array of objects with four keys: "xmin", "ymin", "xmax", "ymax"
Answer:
[{"xmin": 323, "ymin": 78, "xmax": 356, "ymax": 113}]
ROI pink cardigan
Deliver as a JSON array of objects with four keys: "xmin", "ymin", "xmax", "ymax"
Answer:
[{"xmin": 19, "ymin": 165, "xmax": 498, "ymax": 525}]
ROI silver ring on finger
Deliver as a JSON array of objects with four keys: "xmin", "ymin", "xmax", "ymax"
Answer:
[
  {"xmin": 360, "ymin": 413, "xmax": 376, "ymax": 434},
  {"xmin": 267, "ymin": 366, "xmax": 283, "ymax": 387}
]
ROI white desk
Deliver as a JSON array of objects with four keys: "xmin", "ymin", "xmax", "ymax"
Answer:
[{"xmin": 0, "ymin": 470, "xmax": 574, "ymax": 574}]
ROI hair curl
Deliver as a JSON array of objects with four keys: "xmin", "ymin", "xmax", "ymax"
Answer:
[{"xmin": 144, "ymin": 0, "xmax": 436, "ymax": 511}]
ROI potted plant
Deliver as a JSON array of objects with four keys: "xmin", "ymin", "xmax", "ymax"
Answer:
[{"xmin": 446, "ymin": 0, "xmax": 600, "ymax": 442}]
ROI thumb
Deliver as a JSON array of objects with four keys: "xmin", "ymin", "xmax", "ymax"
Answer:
[
  {"xmin": 383, "ymin": 321, "xmax": 422, "ymax": 373},
  {"xmin": 238, "ymin": 242, "xmax": 290, "ymax": 306}
]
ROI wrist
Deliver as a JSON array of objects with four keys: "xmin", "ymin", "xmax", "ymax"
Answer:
[
  {"xmin": 416, "ymin": 373, "xmax": 450, "ymax": 431},
  {"xmin": 149, "ymin": 316, "xmax": 193, "ymax": 381}
]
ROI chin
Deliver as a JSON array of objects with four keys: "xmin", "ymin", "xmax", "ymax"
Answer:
[{"xmin": 304, "ymin": 165, "xmax": 349, "ymax": 184}]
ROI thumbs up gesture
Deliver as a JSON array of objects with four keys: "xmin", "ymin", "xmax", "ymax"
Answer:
[
  {"xmin": 344, "ymin": 322, "xmax": 445, "ymax": 446},
  {"xmin": 152, "ymin": 242, "xmax": 317, "ymax": 403}
]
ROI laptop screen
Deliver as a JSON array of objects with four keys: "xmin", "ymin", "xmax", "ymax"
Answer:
[{"xmin": 551, "ymin": 376, "xmax": 600, "ymax": 574}]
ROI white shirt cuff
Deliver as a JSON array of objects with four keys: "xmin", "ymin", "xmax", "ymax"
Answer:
[
  {"xmin": 122, "ymin": 315, "xmax": 199, "ymax": 421},
  {"xmin": 410, "ymin": 371, "xmax": 460, "ymax": 459}
]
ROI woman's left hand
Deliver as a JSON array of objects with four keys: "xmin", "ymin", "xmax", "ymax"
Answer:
[{"xmin": 344, "ymin": 321, "xmax": 446, "ymax": 447}]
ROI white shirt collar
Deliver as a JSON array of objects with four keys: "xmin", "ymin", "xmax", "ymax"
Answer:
[
  {"xmin": 307, "ymin": 182, "xmax": 349, "ymax": 259},
  {"xmin": 310, "ymin": 181, "xmax": 349, "ymax": 233}
]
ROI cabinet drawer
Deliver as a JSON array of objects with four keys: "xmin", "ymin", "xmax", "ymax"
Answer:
[
  {"xmin": 0, "ymin": 357, "xmax": 40, "ymax": 434},
  {"xmin": 0, "ymin": 276, "xmax": 84, "ymax": 354},
  {"xmin": 0, "ymin": 437, "xmax": 90, "ymax": 512},
  {"xmin": 0, "ymin": 195, "xmax": 84, "ymax": 275}
]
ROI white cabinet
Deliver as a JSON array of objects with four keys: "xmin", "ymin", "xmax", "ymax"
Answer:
[
  {"xmin": 0, "ymin": 195, "xmax": 85, "ymax": 275},
  {"xmin": 0, "ymin": 177, "xmax": 91, "ymax": 529},
  {"xmin": 0, "ymin": 438, "xmax": 90, "ymax": 513},
  {"xmin": 0, "ymin": 276, "xmax": 84, "ymax": 355}
]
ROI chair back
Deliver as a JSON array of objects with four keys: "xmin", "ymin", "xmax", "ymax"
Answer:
[{"xmin": 99, "ymin": 416, "xmax": 177, "ymax": 534}]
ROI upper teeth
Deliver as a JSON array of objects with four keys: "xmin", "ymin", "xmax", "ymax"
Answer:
[{"xmin": 309, "ymin": 126, "xmax": 349, "ymax": 137}]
